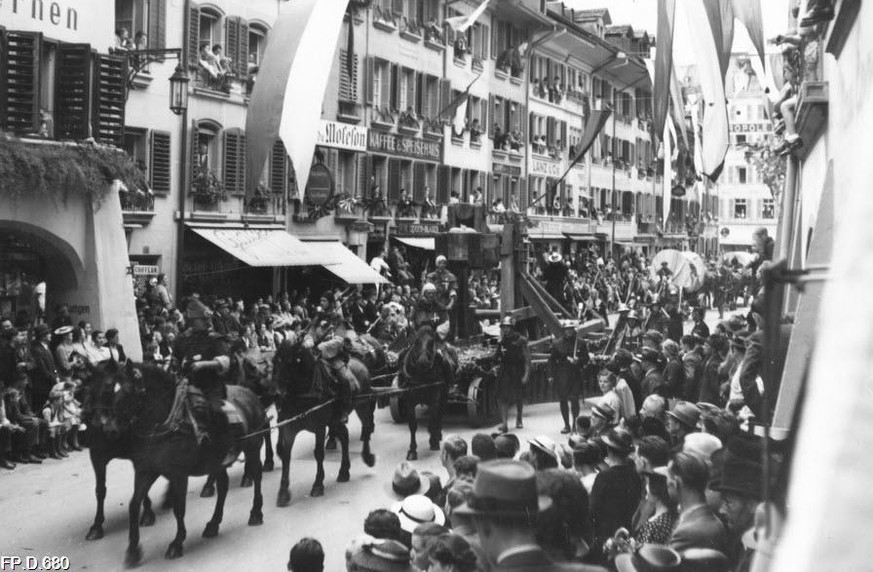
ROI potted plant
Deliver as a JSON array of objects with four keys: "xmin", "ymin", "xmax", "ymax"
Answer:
[
  {"xmin": 246, "ymin": 183, "xmax": 271, "ymax": 213},
  {"xmin": 191, "ymin": 169, "xmax": 226, "ymax": 204}
]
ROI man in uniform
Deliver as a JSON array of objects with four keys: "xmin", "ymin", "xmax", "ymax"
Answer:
[
  {"xmin": 316, "ymin": 336, "xmax": 357, "ymax": 424},
  {"xmin": 172, "ymin": 298, "xmax": 231, "ymax": 444},
  {"xmin": 426, "ymin": 255, "xmax": 458, "ymax": 330},
  {"xmin": 550, "ymin": 324, "xmax": 588, "ymax": 434},
  {"xmin": 413, "ymin": 283, "xmax": 447, "ymax": 329},
  {"xmin": 494, "ymin": 317, "xmax": 530, "ymax": 433}
]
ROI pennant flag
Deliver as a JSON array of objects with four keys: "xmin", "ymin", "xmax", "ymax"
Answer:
[
  {"xmin": 684, "ymin": 0, "xmax": 730, "ymax": 181},
  {"xmin": 437, "ymin": 74, "xmax": 480, "ymax": 121},
  {"xmin": 702, "ymin": 0, "xmax": 734, "ymax": 82},
  {"xmin": 653, "ymin": 0, "xmax": 676, "ymax": 144},
  {"xmin": 690, "ymin": 100, "xmax": 704, "ymax": 175},
  {"xmin": 663, "ymin": 120, "xmax": 672, "ymax": 225},
  {"xmin": 540, "ymin": 109, "xmax": 611, "ymax": 206},
  {"xmin": 245, "ymin": 0, "xmax": 348, "ymax": 201},
  {"xmin": 732, "ymin": 0, "xmax": 766, "ymax": 70},
  {"xmin": 452, "ymin": 96, "xmax": 469, "ymax": 137},
  {"xmin": 445, "ymin": 0, "xmax": 491, "ymax": 33},
  {"xmin": 748, "ymin": 50, "xmax": 779, "ymax": 102},
  {"xmin": 670, "ymin": 65, "xmax": 688, "ymax": 148}
]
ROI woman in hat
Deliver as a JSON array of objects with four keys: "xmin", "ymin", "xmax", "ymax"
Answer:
[
  {"xmin": 390, "ymin": 494, "xmax": 446, "ymax": 548},
  {"xmin": 494, "ymin": 317, "xmax": 530, "ymax": 432},
  {"xmin": 53, "ymin": 326, "xmax": 76, "ymax": 382},
  {"xmin": 349, "ymin": 538, "xmax": 415, "ymax": 572},
  {"xmin": 634, "ymin": 468, "xmax": 679, "ymax": 545}
]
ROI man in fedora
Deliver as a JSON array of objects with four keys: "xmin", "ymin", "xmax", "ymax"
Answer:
[
  {"xmin": 172, "ymin": 298, "xmax": 231, "ymax": 444},
  {"xmin": 495, "ymin": 317, "xmax": 530, "ymax": 432},
  {"xmin": 387, "ymin": 461, "xmax": 431, "ymax": 500},
  {"xmin": 589, "ymin": 428, "xmax": 643, "ymax": 563},
  {"xmin": 639, "ymin": 348, "xmax": 667, "ymax": 400},
  {"xmin": 29, "ymin": 323, "xmax": 57, "ymax": 414},
  {"xmin": 667, "ymin": 452, "xmax": 728, "ymax": 554},
  {"xmin": 456, "ymin": 459, "xmax": 606, "ymax": 571}
]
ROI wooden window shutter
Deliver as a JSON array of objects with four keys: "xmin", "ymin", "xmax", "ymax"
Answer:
[
  {"xmin": 490, "ymin": 19, "xmax": 498, "ymax": 59},
  {"xmin": 406, "ymin": 70, "xmax": 416, "ymax": 113},
  {"xmin": 148, "ymin": 0, "xmax": 167, "ymax": 56},
  {"xmin": 1, "ymin": 31, "xmax": 42, "ymax": 133},
  {"xmin": 439, "ymin": 79, "xmax": 451, "ymax": 116},
  {"xmin": 92, "ymin": 53, "xmax": 127, "ymax": 147},
  {"xmin": 149, "ymin": 130, "xmax": 172, "ymax": 194},
  {"xmin": 560, "ymin": 120, "xmax": 567, "ymax": 149},
  {"xmin": 482, "ymin": 24, "xmax": 489, "ymax": 58},
  {"xmin": 55, "ymin": 43, "xmax": 93, "ymax": 141},
  {"xmin": 236, "ymin": 19, "xmax": 249, "ymax": 77},
  {"xmin": 190, "ymin": 121, "xmax": 200, "ymax": 181},
  {"xmin": 415, "ymin": 73, "xmax": 424, "ymax": 115},
  {"xmin": 387, "ymin": 158, "xmax": 402, "ymax": 201},
  {"xmin": 519, "ymin": 103, "xmax": 526, "ymax": 139},
  {"xmin": 488, "ymin": 95, "xmax": 496, "ymax": 137},
  {"xmin": 546, "ymin": 116, "xmax": 555, "ymax": 147},
  {"xmin": 226, "ymin": 17, "xmax": 240, "ymax": 72},
  {"xmin": 393, "ymin": 0, "xmax": 404, "ymax": 16},
  {"xmin": 339, "ymin": 50, "xmax": 353, "ymax": 102},
  {"xmin": 436, "ymin": 164, "xmax": 450, "ymax": 204},
  {"xmin": 529, "ymin": 112, "xmax": 536, "ymax": 142},
  {"xmin": 413, "ymin": 162, "xmax": 426, "ymax": 202},
  {"xmin": 357, "ymin": 154, "xmax": 372, "ymax": 198},
  {"xmin": 223, "ymin": 129, "xmax": 246, "ymax": 195},
  {"xmin": 365, "ymin": 56, "xmax": 375, "ymax": 104},
  {"xmin": 390, "ymin": 63, "xmax": 400, "ymax": 110},
  {"xmin": 380, "ymin": 62, "xmax": 391, "ymax": 108},
  {"xmin": 186, "ymin": 1, "xmax": 201, "ymax": 69},
  {"xmin": 270, "ymin": 139, "xmax": 287, "ymax": 195}
]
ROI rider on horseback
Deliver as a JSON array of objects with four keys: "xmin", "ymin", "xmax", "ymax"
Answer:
[
  {"xmin": 413, "ymin": 283, "xmax": 448, "ymax": 330},
  {"xmin": 316, "ymin": 336, "xmax": 357, "ymax": 424},
  {"xmin": 172, "ymin": 298, "xmax": 231, "ymax": 445}
]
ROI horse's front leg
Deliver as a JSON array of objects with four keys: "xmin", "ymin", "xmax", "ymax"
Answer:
[
  {"xmin": 86, "ymin": 452, "xmax": 107, "ymax": 540},
  {"xmin": 202, "ymin": 470, "xmax": 228, "ymax": 538},
  {"xmin": 246, "ymin": 439, "xmax": 264, "ymax": 525},
  {"xmin": 276, "ymin": 426, "xmax": 295, "ymax": 507},
  {"xmin": 335, "ymin": 422, "xmax": 350, "ymax": 483},
  {"xmin": 125, "ymin": 470, "xmax": 159, "ymax": 567},
  {"xmin": 428, "ymin": 387, "xmax": 446, "ymax": 451},
  {"xmin": 165, "ymin": 476, "xmax": 189, "ymax": 559},
  {"xmin": 311, "ymin": 424, "xmax": 326, "ymax": 497},
  {"xmin": 406, "ymin": 392, "xmax": 419, "ymax": 461},
  {"xmin": 263, "ymin": 429, "xmax": 275, "ymax": 472}
]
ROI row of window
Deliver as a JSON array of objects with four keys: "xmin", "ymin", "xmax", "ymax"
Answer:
[
  {"xmin": 0, "ymin": 30, "xmax": 126, "ymax": 146},
  {"xmin": 728, "ymin": 198, "xmax": 775, "ymax": 220}
]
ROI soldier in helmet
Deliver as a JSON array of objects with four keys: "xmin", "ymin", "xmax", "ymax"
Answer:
[
  {"xmin": 550, "ymin": 323, "xmax": 589, "ymax": 434},
  {"xmin": 494, "ymin": 316, "xmax": 530, "ymax": 432},
  {"xmin": 172, "ymin": 298, "xmax": 231, "ymax": 444}
]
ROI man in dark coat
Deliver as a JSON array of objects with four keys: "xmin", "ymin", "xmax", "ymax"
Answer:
[
  {"xmin": 542, "ymin": 251, "xmax": 569, "ymax": 307},
  {"xmin": 172, "ymin": 299, "xmax": 231, "ymax": 443},
  {"xmin": 699, "ymin": 334, "xmax": 727, "ymax": 405},
  {"xmin": 668, "ymin": 452, "xmax": 729, "ymax": 553},
  {"xmin": 211, "ymin": 299, "xmax": 241, "ymax": 338},
  {"xmin": 349, "ymin": 293, "xmax": 371, "ymax": 333},
  {"xmin": 29, "ymin": 323, "xmax": 57, "ymax": 413},
  {"xmin": 681, "ymin": 335, "xmax": 704, "ymax": 401},
  {"xmin": 589, "ymin": 429, "xmax": 643, "ymax": 564},
  {"xmin": 639, "ymin": 348, "xmax": 667, "ymax": 399},
  {"xmin": 495, "ymin": 317, "xmax": 530, "ymax": 432},
  {"xmin": 549, "ymin": 325, "xmax": 588, "ymax": 434},
  {"xmin": 456, "ymin": 459, "xmax": 607, "ymax": 572},
  {"xmin": 691, "ymin": 307, "xmax": 710, "ymax": 339}
]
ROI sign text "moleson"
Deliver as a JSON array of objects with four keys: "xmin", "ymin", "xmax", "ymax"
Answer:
[{"xmin": 316, "ymin": 120, "xmax": 368, "ymax": 151}]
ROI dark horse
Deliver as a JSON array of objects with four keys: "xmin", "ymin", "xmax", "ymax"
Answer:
[
  {"xmin": 82, "ymin": 362, "xmax": 157, "ymax": 540},
  {"xmin": 107, "ymin": 362, "xmax": 267, "ymax": 565},
  {"xmin": 271, "ymin": 338, "xmax": 376, "ymax": 506},
  {"xmin": 397, "ymin": 325, "xmax": 455, "ymax": 461}
]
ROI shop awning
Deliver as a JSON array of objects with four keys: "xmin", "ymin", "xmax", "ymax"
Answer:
[
  {"xmin": 189, "ymin": 227, "xmax": 328, "ymax": 267},
  {"xmin": 394, "ymin": 237, "xmax": 435, "ymax": 250},
  {"xmin": 304, "ymin": 241, "xmax": 390, "ymax": 284},
  {"xmin": 563, "ymin": 232, "xmax": 596, "ymax": 242}
]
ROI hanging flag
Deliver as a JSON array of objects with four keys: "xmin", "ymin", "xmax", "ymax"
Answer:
[
  {"xmin": 436, "ymin": 74, "xmax": 481, "ymax": 121},
  {"xmin": 663, "ymin": 120, "xmax": 672, "ymax": 224},
  {"xmin": 653, "ymin": 0, "xmax": 676, "ymax": 145},
  {"xmin": 684, "ymin": 0, "xmax": 730, "ymax": 181},
  {"xmin": 452, "ymin": 96, "xmax": 469, "ymax": 137},
  {"xmin": 748, "ymin": 51, "xmax": 779, "ymax": 103},
  {"xmin": 732, "ymin": 0, "xmax": 766, "ymax": 70},
  {"xmin": 691, "ymin": 100, "xmax": 704, "ymax": 175},
  {"xmin": 702, "ymin": 0, "xmax": 735, "ymax": 82},
  {"xmin": 445, "ymin": 0, "xmax": 491, "ymax": 33},
  {"xmin": 245, "ymin": 0, "xmax": 348, "ymax": 201},
  {"xmin": 670, "ymin": 65, "xmax": 688, "ymax": 148},
  {"xmin": 542, "ymin": 109, "xmax": 611, "ymax": 202}
]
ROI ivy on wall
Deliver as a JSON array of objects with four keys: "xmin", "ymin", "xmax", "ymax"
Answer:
[{"xmin": 0, "ymin": 134, "xmax": 146, "ymax": 208}]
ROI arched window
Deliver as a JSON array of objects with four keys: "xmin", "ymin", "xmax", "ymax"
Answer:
[
  {"xmin": 248, "ymin": 22, "xmax": 269, "ymax": 67},
  {"xmin": 194, "ymin": 119, "xmax": 223, "ymax": 174}
]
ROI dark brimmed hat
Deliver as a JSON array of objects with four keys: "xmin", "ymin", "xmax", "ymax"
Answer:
[
  {"xmin": 614, "ymin": 348, "xmax": 634, "ymax": 367},
  {"xmin": 615, "ymin": 544, "xmax": 682, "ymax": 572},
  {"xmin": 454, "ymin": 460, "xmax": 552, "ymax": 518},
  {"xmin": 667, "ymin": 401, "xmax": 702, "ymax": 430},
  {"xmin": 713, "ymin": 457, "xmax": 763, "ymax": 500},
  {"xmin": 33, "ymin": 323, "xmax": 51, "ymax": 338},
  {"xmin": 350, "ymin": 539, "xmax": 414, "ymax": 572},
  {"xmin": 385, "ymin": 461, "xmax": 430, "ymax": 499},
  {"xmin": 602, "ymin": 428, "xmax": 634, "ymax": 455},
  {"xmin": 528, "ymin": 435, "xmax": 558, "ymax": 463}
]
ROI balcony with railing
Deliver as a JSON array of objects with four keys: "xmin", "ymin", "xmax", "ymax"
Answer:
[
  {"xmin": 120, "ymin": 183, "xmax": 157, "ymax": 226},
  {"xmin": 372, "ymin": 106, "xmax": 398, "ymax": 130}
]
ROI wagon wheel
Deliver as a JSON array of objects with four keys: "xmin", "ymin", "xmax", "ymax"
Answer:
[
  {"xmin": 467, "ymin": 377, "xmax": 496, "ymax": 428},
  {"xmin": 389, "ymin": 375, "xmax": 407, "ymax": 423}
]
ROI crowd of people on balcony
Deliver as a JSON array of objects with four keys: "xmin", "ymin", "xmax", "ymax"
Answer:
[{"xmin": 198, "ymin": 41, "xmax": 234, "ymax": 93}]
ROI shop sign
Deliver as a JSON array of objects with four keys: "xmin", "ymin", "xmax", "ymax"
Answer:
[
  {"xmin": 492, "ymin": 163, "xmax": 522, "ymax": 177},
  {"xmin": 132, "ymin": 264, "xmax": 159, "ymax": 276},
  {"xmin": 721, "ymin": 227, "xmax": 730, "ymax": 237},
  {"xmin": 531, "ymin": 157, "xmax": 562, "ymax": 177},
  {"xmin": 317, "ymin": 120, "xmax": 368, "ymax": 152},
  {"xmin": 368, "ymin": 132, "xmax": 442, "ymax": 161},
  {"xmin": 2, "ymin": 0, "xmax": 113, "ymax": 52},
  {"xmin": 306, "ymin": 163, "xmax": 334, "ymax": 205},
  {"xmin": 396, "ymin": 221, "xmax": 442, "ymax": 235},
  {"xmin": 730, "ymin": 123, "xmax": 770, "ymax": 133}
]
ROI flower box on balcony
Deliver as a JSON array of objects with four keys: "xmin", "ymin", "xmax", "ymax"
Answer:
[
  {"xmin": 396, "ymin": 216, "xmax": 417, "ymax": 224},
  {"xmin": 335, "ymin": 209, "xmax": 361, "ymax": 221},
  {"xmin": 122, "ymin": 210, "xmax": 156, "ymax": 226},
  {"xmin": 424, "ymin": 126, "xmax": 444, "ymax": 140},
  {"xmin": 470, "ymin": 140, "xmax": 482, "ymax": 150},
  {"xmin": 372, "ymin": 117, "xmax": 395, "ymax": 130},
  {"xmin": 398, "ymin": 123, "xmax": 420, "ymax": 136},
  {"xmin": 400, "ymin": 29, "xmax": 422, "ymax": 42},
  {"xmin": 369, "ymin": 215, "xmax": 393, "ymax": 224},
  {"xmin": 373, "ymin": 18, "xmax": 397, "ymax": 33},
  {"xmin": 510, "ymin": 76, "xmax": 522, "ymax": 86},
  {"xmin": 494, "ymin": 68, "xmax": 509, "ymax": 81},
  {"xmin": 451, "ymin": 135, "xmax": 464, "ymax": 146},
  {"xmin": 508, "ymin": 150, "xmax": 523, "ymax": 162},
  {"xmin": 425, "ymin": 38, "xmax": 445, "ymax": 51},
  {"xmin": 491, "ymin": 149, "xmax": 507, "ymax": 160}
]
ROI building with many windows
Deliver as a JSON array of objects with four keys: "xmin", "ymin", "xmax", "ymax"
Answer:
[{"xmin": 713, "ymin": 53, "xmax": 778, "ymax": 251}]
